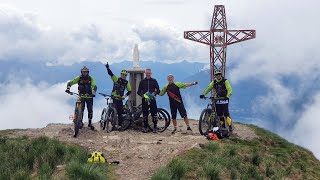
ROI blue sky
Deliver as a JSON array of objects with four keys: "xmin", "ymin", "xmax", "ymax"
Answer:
[{"xmin": 1, "ymin": 0, "xmax": 320, "ymax": 159}]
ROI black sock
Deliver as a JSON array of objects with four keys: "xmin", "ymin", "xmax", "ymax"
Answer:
[
  {"xmin": 143, "ymin": 118, "xmax": 148, "ymax": 128},
  {"xmin": 153, "ymin": 117, "xmax": 157, "ymax": 129}
]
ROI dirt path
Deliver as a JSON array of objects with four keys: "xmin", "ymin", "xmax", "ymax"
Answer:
[{"xmin": 9, "ymin": 120, "xmax": 258, "ymax": 180}]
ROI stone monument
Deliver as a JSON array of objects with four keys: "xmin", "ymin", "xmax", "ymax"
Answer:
[{"xmin": 127, "ymin": 44, "xmax": 145, "ymax": 106}]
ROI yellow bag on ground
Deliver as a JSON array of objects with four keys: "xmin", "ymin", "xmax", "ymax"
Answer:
[{"xmin": 87, "ymin": 152, "xmax": 106, "ymax": 164}]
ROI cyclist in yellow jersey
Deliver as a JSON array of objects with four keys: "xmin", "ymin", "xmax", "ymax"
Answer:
[
  {"xmin": 65, "ymin": 66, "xmax": 97, "ymax": 130},
  {"xmin": 105, "ymin": 63, "xmax": 131, "ymax": 129},
  {"xmin": 200, "ymin": 69, "xmax": 233, "ymax": 131}
]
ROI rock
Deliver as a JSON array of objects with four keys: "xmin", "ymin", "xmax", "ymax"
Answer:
[
  {"xmin": 56, "ymin": 165, "xmax": 66, "ymax": 170},
  {"xmin": 59, "ymin": 128, "xmax": 73, "ymax": 135},
  {"xmin": 108, "ymin": 135, "xmax": 120, "ymax": 140},
  {"xmin": 190, "ymin": 143, "xmax": 201, "ymax": 149},
  {"xmin": 168, "ymin": 141, "xmax": 178, "ymax": 145}
]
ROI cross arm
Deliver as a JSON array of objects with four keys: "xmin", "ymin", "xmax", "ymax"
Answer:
[
  {"xmin": 226, "ymin": 30, "xmax": 256, "ymax": 45},
  {"xmin": 184, "ymin": 31, "xmax": 211, "ymax": 46}
]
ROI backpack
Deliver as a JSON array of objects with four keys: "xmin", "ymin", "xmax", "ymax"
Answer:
[
  {"xmin": 215, "ymin": 129, "xmax": 230, "ymax": 139},
  {"xmin": 87, "ymin": 152, "xmax": 106, "ymax": 163}
]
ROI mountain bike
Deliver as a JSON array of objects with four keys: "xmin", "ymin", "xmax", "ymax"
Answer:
[
  {"xmin": 120, "ymin": 100, "xmax": 170, "ymax": 132},
  {"xmin": 67, "ymin": 91, "xmax": 93, "ymax": 137},
  {"xmin": 99, "ymin": 93, "xmax": 118, "ymax": 133},
  {"xmin": 199, "ymin": 96, "xmax": 230, "ymax": 135}
]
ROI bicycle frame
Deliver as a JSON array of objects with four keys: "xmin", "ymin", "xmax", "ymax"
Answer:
[
  {"xmin": 124, "ymin": 100, "xmax": 143, "ymax": 122},
  {"xmin": 67, "ymin": 92, "xmax": 82, "ymax": 121},
  {"xmin": 203, "ymin": 96, "xmax": 228, "ymax": 127},
  {"xmin": 67, "ymin": 91, "xmax": 94, "ymax": 137}
]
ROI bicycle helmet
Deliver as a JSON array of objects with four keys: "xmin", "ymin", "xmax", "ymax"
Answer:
[
  {"xmin": 214, "ymin": 69, "xmax": 222, "ymax": 75},
  {"xmin": 81, "ymin": 66, "xmax": 89, "ymax": 73},
  {"xmin": 121, "ymin": 70, "xmax": 128, "ymax": 75}
]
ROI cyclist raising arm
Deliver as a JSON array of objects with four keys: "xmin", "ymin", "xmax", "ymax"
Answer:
[
  {"xmin": 159, "ymin": 74, "xmax": 198, "ymax": 134},
  {"xmin": 65, "ymin": 66, "xmax": 97, "ymax": 130},
  {"xmin": 200, "ymin": 69, "xmax": 233, "ymax": 131},
  {"xmin": 105, "ymin": 63, "xmax": 132, "ymax": 130}
]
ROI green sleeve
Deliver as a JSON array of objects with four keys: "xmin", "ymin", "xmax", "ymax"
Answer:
[
  {"xmin": 90, "ymin": 76, "xmax": 97, "ymax": 93},
  {"xmin": 159, "ymin": 84, "xmax": 168, "ymax": 96},
  {"xmin": 174, "ymin": 82, "xmax": 188, "ymax": 89},
  {"xmin": 202, "ymin": 81, "xmax": 214, "ymax": 95},
  {"xmin": 67, "ymin": 76, "xmax": 80, "ymax": 87},
  {"xmin": 111, "ymin": 75, "xmax": 118, "ymax": 82},
  {"xmin": 126, "ymin": 82, "xmax": 132, "ymax": 92},
  {"xmin": 225, "ymin": 80, "xmax": 232, "ymax": 98}
]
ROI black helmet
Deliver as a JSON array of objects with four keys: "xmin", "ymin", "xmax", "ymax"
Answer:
[{"xmin": 81, "ymin": 66, "xmax": 89, "ymax": 73}]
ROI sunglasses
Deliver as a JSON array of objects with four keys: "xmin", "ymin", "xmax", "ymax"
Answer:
[{"xmin": 215, "ymin": 74, "xmax": 222, "ymax": 76}]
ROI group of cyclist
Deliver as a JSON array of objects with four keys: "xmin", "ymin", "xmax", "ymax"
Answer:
[{"xmin": 65, "ymin": 63, "xmax": 233, "ymax": 134}]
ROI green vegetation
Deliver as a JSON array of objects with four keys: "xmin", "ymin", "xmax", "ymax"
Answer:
[
  {"xmin": 152, "ymin": 124, "xmax": 320, "ymax": 179},
  {"xmin": 0, "ymin": 136, "xmax": 116, "ymax": 180}
]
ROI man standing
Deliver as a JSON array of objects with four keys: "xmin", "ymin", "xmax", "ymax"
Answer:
[
  {"xmin": 137, "ymin": 69, "xmax": 160, "ymax": 133},
  {"xmin": 159, "ymin": 74, "xmax": 198, "ymax": 134},
  {"xmin": 65, "ymin": 66, "xmax": 97, "ymax": 130},
  {"xmin": 200, "ymin": 69, "xmax": 233, "ymax": 131},
  {"xmin": 105, "ymin": 63, "xmax": 132, "ymax": 130}
]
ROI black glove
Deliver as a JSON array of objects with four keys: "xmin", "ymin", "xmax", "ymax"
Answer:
[
  {"xmin": 105, "ymin": 62, "xmax": 109, "ymax": 69},
  {"xmin": 65, "ymin": 89, "xmax": 70, "ymax": 94},
  {"xmin": 200, "ymin": 95, "xmax": 205, "ymax": 99},
  {"xmin": 92, "ymin": 94, "xmax": 96, "ymax": 97}
]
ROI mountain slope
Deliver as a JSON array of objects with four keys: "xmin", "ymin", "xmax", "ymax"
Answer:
[
  {"xmin": 152, "ymin": 123, "xmax": 320, "ymax": 179},
  {"xmin": 2, "ymin": 120, "xmax": 320, "ymax": 179}
]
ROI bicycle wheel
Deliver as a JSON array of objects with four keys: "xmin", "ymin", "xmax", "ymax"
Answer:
[
  {"xmin": 118, "ymin": 109, "xmax": 132, "ymax": 131},
  {"xmin": 106, "ymin": 108, "xmax": 117, "ymax": 133},
  {"xmin": 147, "ymin": 109, "xmax": 168, "ymax": 133},
  {"xmin": 100, "ymin": 108, "xmax": 107, "ymax": 131},
  {"xmin": 73, "ymin": 105, "xmax": 83, "ymax": 137},
  {"xmin": 199, "ymin": 108, "xmax": 212, "ymax": 135},
  {"xmin": 157, "ymin": 108, "xmax": 171, "ymax": 128}
]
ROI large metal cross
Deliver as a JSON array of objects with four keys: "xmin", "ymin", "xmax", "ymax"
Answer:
[{"xmin": 184, "ymin": 5, "xmax": 256, "ymax": 80}]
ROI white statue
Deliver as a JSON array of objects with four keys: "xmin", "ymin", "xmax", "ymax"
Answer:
[{"xmin": 133, "ymin": 44, "xmax": 140, "ymax": 69}]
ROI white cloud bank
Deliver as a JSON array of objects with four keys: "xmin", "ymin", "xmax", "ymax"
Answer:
[
  {"xmin": 0, "ymin": 4, "xmax": 206, "ymax": 65},
  {"xmin": 0, "ymin": 79, "xmax": 71, "ymax": 130},
  {"xmin": 0, "ymin": 79, "xmax": 105, "ymax": 130}
]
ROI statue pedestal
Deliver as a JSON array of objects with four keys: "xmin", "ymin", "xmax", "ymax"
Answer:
[{"xmin": 127, "ymin": 69, "xmax": 145, "ymax": 107}]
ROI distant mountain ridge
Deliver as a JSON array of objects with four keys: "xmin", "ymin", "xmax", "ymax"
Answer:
[
  {"xmin": 0, "ymin": 60, "xmax": 205, "ymax": 88},
  {"xmin": 0, "ymin": 60, "xmax": 262, "ymax": 122}
]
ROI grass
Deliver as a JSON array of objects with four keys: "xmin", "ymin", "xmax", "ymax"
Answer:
[
  {"xmin": 152, "ymin": 123, "xmax": 320, "ymax": 179},
  {"xmin": 151, "ymin": 159, "xmax": 189, "ymax": 180},
  {"xmin": 0, "ymin": 136, "xmax": 116, "ymax": 180}
]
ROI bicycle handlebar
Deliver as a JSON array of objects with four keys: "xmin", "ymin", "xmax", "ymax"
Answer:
[
  {"xmin": 67, "ymin": 91, "xmax": 94, "ymax": 98},
  {"xmin": 99, "ymin": 93, "xmax": 113, "ymax": 98},
  {"xmin": 203, "ymin": 96, "xmax": 227, "ymax": 100},
  {"xmin": 66, "ymin": 91, "xmax": 80, "ymax": 96}
]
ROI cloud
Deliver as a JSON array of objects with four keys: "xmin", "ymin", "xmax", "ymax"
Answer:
[
  {"xmin": 0, "ymin": 78, "xmax": 105, "ymax": 130},
  {"xmin": 228, "ymin": 0, "xmax": 320, "ymax": 82},
  {"xmin": 132, "ymin": 19, "xmax": 207, "ymax": 61},
  {"xmin": 0, "ymin": 79, "xmax": 71, "ymax": 130},
  {"xmin": 0, "ymin": 4, "xmax": 135, "ymax": 64},
  {"xmin": 288, "ymin": 92, "xmax": 320, "ymax": 159},
  {"xmin": 0, "ymin": 4, "xmax": 208, "ymax": 65}
]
